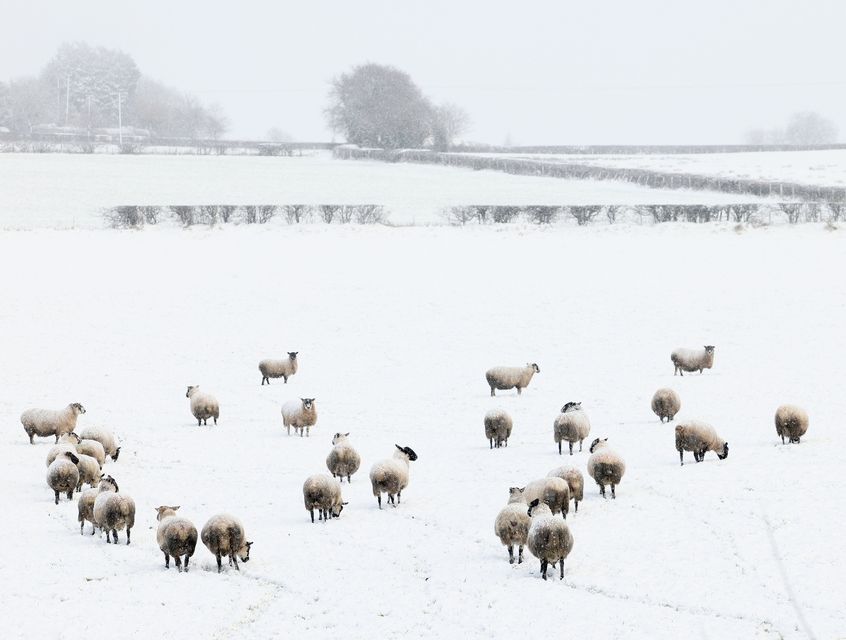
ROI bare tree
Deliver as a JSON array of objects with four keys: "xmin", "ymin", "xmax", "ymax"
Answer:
[
  {"xmin": 784, "ymin": 111, "xmax": 838, "ymax": 145},
  {"xmin": 431, "ymin": 103, "xmax": 470, "ymax": 151},
  {"xmin": 266, "ymin": 127, "xmax": 294, "ymax": 142},
  {"xmin": 567, "ymin": 205, "xmax": 602, "ymax": 226}
]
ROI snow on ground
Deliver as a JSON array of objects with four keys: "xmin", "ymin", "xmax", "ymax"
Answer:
[
  {"xmin": 0, "ymin": 152, "xmax": 765, "ymax": 229},
  {"xmin": 1, "ymin": 223, "xmax": 844, "ymax": 639}
]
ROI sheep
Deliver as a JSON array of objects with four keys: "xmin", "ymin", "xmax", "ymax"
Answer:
[
  {"xmin": 526, "ymin": 499, "xmax": 574, "ymax": 580},
  {"xmin": 651, "ymin": 388, "xmax": 681, "ymax": 423},
  {"xmin": 281, "ymin": 398, "xmax": 317, "ymax": 437},
  {"xmin": 93, "ymin": 476, "xmax": 136, "ymax": 544},
  {"xmin": 484, "ymin": 409, "xmax": 513, "ymax": 449},
  {"xmin": 78, "ymin": 486, "xmax": 100, "ymax": 535},
  {"xmin": 671, "ymin": 345, "xmax": 715, "ymax": 376},
  {"xmin": 46, "ymin": 451, "xmax": 80, "ymax": 504},
  {"xmin": 155, "ymin": 506, "xmax": 198, "ymax": 572},
  {"xmin": 485, "ymin": 363, "xmax": 539, "ymax": 397},
  {"xmin": 587, "ymin": 438, "xmax": 626, "ymax": 498},
  {"xmin": 775, "ymin": 405, "xmax": 809, "ymax": 444},
  {"xmin": 369, "ymin": 444, "xmax": 418, "ymax": 509},
  {"xmin": 201, "ymin": 514, "xmax": 253, "ymax": 572},
  {"xmin": 186, "ymin": 386, "xmax": 219, "ymax": 426},
  {"xmin": 77, "ymin": 426, "xmax": 121, "ymax": 461},
  {"xmin": 523, "ymin": 477, "xmax": 570, "ymax": 518},
  {"xmin": 303, "ymin": 474, "xmax": 347, "ymax": 523},
  {"xmin": 494, "ymin": 487, "xmax": 531, "ymax": 564},
  {"xmin": 45, "ymin": 442, "xmax": 78, "ymax": 467},
  {"xmin": 76, "ymin": 439, "xmax": 106, "ymax": 467},
  {"xmin": 553, "ymin": 402, "xmax": 591, "ymax": 455},
  {"xmin": 75, "ymin": 454, "xmax": 103, "ymax": 492},
  {"xmin": 547, "ymin": 466, "xmax": 585, "ymax": 513},
  {"xmin": 675, "ymin": 421, "xmax": 729, "ymax": 465},
  {"xmin": 326, "ymin": 432, "xmax": 361, "ymax": 482},
  {"xmin": 259, "ymin": 352, "xmax": 298, "ymax": 385},
  {"xmin": 21, "ymin": 402, "xmax": 86, "ymax": 444}
]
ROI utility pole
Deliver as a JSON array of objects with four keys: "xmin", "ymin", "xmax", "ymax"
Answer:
[
  {"xmin": 65, "ymin": 74, "xmax": 70, "ymax": 126},
  {"xmin": 117, "ymin": 92, "xmax": 123, "ymax": 146}
]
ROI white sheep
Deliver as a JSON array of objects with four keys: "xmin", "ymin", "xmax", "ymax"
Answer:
[
  {"xmin": 484, "ymin": 409, "xmax": 513, "ymax": 449},
  {"xmin": 93, "ymin": 476, "xmax": 136, "ymax": 544},
  {"xmin": 369, "ymin": 444, "xmax": 418, "ymax": 509},
  {"xmin": 494, "ymin": 487, "xmax": 531, "ymax": 564},
  {"xmin": 775, "ymin": 405, "xmax": 809, "ymax": 444},
  {"xmin": 671, "ymin": 345, "xmax": 715, "ymax": 376},
  {"xmin": 485, "ymin": 363, "xmax": 539, "ymax": 397},
  {"xmin": 523, "ymin": 477, "xmax": 570, "ymax": 518},
  {"xmin": 303, "ymin": 474, "xmax": 347, "ymax": 523},
  {"xmin": 45, "ymin": 442, "xmax": 79, "ymax": 467},
  {"xmin": 675, "ymin": 420, "xmax": 729, "ymax": 465},
  {"xmin": 76, "ymin": 439, "xmax": 106, "ymax": 467},
  {"xmin": 77, "ymin": 426, "xmax": 121, "ymax": 461},
  {"xmin": 547, "ymin": 466, "xmax": 585, "ymax": 513},
  {"xmin": 21, "ymin": 402, "xmax": 86, "ymax": 444},
  {"xmin": 651, "ymin": 388, "xmax": 681, "ymax": 422},
  {"xmin": 281, "ymin": 398, "xmax": 317, "ymax": 437},
  {"xmin": 155, "ymin": 506, "xmax": 198, "ymax": 572},
  {"xmin": 326, "ymin": 432, "xmax": 361, "ymax": 482},
  {"xmin": 74, "ymin": 454, "xmax": 102, "ymax": 492},
  {"xmin": 46, "ymin": 451, "xmax": 80, "ymax": 504},
  {"xmin": 526, "ymin": 499, "xmax": 574, "ymax": 580},
  {"xmin": 78, "ymin": 486, "xmax": 100, "ymax": 535},
  {"xmin": 587, "ymin": 438, "xmax": 626, "ymax": 499},
  {"xmin": 259, "ymin": 352, "xmax": 298, "ymax": 385},
  {"xmin": 201, "ymin": 514, "xmax": 253, "ymax": 572},
  {"xmin": 553, "ymin": 402, "xmax": 591, "ymax": 455},
  {"xmin": 186, "ymin": 386, "xmax": 219, "ymax": 426}
]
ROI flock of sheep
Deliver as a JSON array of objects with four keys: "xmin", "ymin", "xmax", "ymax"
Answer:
[{"xmin": 20, "ymin": 346, "xmax": 809, "ymax": 580}]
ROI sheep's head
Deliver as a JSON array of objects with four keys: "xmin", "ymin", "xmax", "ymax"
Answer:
[
  {"xmin": 71, "ymin": 403, "xmax": 86, "ymax": 415},
  {"xmin": 332, "ymin": 432, "xmax": 350, "ymax": 445},
  {"xmin": 395, "ymin": 444, "xmax": 418, "ymax": 461},
  {"xmin": 718, "ymin": 442, "xmax": 729, "ymax": 460},
  {"xmin": 527, "ymin": 498, "xmax": 540, "ymax": 516},
  {"xmin": 61, "ymin": 432, "xmax": 81, "ymax": 444},
  {"xmin": 330, "ymin": 502, "xmax": 349, "ymax": 518},
  {"xmin": 238, "ymin": 541, "xmax": 253, "ymax": 563},
  {"xmin": 155, "ymin": 505, "xmax": 180, "ymax": 521},
  {"xmin": 288, "ymin": 351, "xmax": 298, "ymax": 360},
  {"xmin": 112, "ymin": 446, "xmax": 122, "ymax": 461},
  {"xmin": 99, "ymin": 475, "xmax": 119, "ymax": 492},
  {"xmin": 529, "ymin": 363, "xmax": 540, "ymax": 373},
  {"xmin": 301, "ymin": 398, "xmax": 315, "ymax": 410},
  {"xmin": 704, "ymin": 345, "xmax": 715, "ymax": 354},
  {"xmin": 561, "ymin": 401, "xmax": 582, "ymax": 413},
  {"xmin": 508, "ymin": 487, "xmax": 526, "ymax": 503},
  {"xmin": 63, "ymin": 451, "xmax": 80, "ymax": 465},
  {"xmin": 186, "ymin": 386, "xmax": 198, "ymax": 398},
  {"xmin": 589, "ymin": 437, "xmax": 608, "ymax": 453}
]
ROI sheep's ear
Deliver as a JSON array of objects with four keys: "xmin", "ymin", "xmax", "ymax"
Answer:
[
  {"xmin": 344, "ymin": 432, "xmax": 350, "ymax": 437},
  {"xmin": 604, "ymin": 438, "xmax": 608, "ymax": 442},
  {"xmin": 246, "ymin": 541, "xmax": 253, "ymax": 548},
  {"xmin": 342, "ymin": 501, "xmax": 349, "ymax": 505},
  {"xmin": 519, "ymin": 486, "xmax": 525, "ymax": 492},
  {"xmin": 528, "ymin": 499, "xmax": 540, "ymax": 508},
  {"xmin": 173, "ymin": 505, "xmax": 180, "ymax": 511},
  {"xmin": 395, "ymin": 444, "xmax": 403, "ymax": 451}
]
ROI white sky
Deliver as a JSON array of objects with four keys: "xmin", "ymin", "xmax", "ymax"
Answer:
[{"xmin": 1, "ymin": 0, "xmax": 844, "ymax": 144}]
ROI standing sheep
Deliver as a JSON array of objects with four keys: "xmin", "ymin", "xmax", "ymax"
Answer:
[
  {"xmin": 526, "ymin": 499, "xmax": 574, "ymax": 581},
  {"xmin": 186, "ymin": 386, "xmax": 219, "ymax": 426},
  {"xmin": 671, "ymin": 346, "xmax": 715, "ymax": 376},
  {"xmin": 587, "ymin": 438, "xmax": 626, "ymax": 499},
  {"xmin": 369, "ymin": 444, "xmax": 418, "ymax": 509},
  {"xmin": 75, "ymin": 454, "xmax": 103, "ymax": 492},
  {"xmin": 155, "ymin": 506, "xmax": 198, "ymax": 572},
  {"xmin": 523, "ymin": 477, "xmax": 570, "ymax": 518},
  {"xmin": 259, "ymin": 352, "xmax": 298, "ymax": 385},
  {"xmin": 775, "ymin": 405, "xmax": 809, "ymax": 444},
  {"xmin": 494, "ymin": 487, "xmax": 531, "ymax": 564},
  {"xmin": 77, "ymin": 426, "xmax": 121, "ymax": 461},
  {"xmin": 485, "ymin": 363, "xmax": 540, "ymax": 397},
  {"xmin": 281, "ymin": 398, "xmax": 317, "ymax": 437},
  {"xmin": 547, "ymin": 466, "xmax": 584, "ymax": 513},
  {"xmin": 76, "ymin": 439, "xmax": 106, "ymax": 467},
  {"xmin": 21, "ymin": 402, "xmax": 86, "ymax": 444},
  {"xmin": 326, "ymin": 432, "xmax": 361, "ymax": 482},
  {"xmin": 303, "ymin": 474, "xmax": 347, "ymax": 523},
  {"xmin": 46, "ymin": 441, "xmax": 79, "ymax": 467},
  {"xmin": 484, "ymin": 409, "xmax": 513, "ymax": 449},
  {"xmin": 201, "ymin": 514, "xmax": 253, "ymax": 572},
  {"xmin": 93, "ymin": 476, "xmax": 135, "ymax": 544},
  {"xmin": 554, "ymin": 402, "xmax": 591, "ymax": 455},
  {"xmin": 78, "ymin": 486, "xmax": 100, "ymax": 535},
  {"xmin": 651, "ymin": 388, "xmax": 681, "ymax": 422},
  {"xmin": 675, "ymin": 421, "xmax": 729, "ymax": 465},
  {"xmin": 46, "ymin": 451, "xmax": 80, "ymax": 504}
]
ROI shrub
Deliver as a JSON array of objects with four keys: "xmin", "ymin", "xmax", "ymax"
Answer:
[
  {"xmin": 526, "ymin": 206, "xmax": 560, "ymax": 224},
  {"xmin": 567, "ymin": 205, "xmax": 602, "ymax": 226},
  {"xmin": 491, "ymin": 206, "xmax": 519, "ymax": 223}
]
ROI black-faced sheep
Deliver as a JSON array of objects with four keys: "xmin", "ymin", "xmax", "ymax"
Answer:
[
  {"xmin": 485, "ymin": 363, "xmax": 539, "ymax": 397},
  {"xmin": 547, "ymin": 466, "xmax": 584, "ymax": 513},
  {"xmin": 326, "ymin": 433, "xmax": 361, "ymax": 482},
  {"xmin": 303, "ymin": 474, "xmax": 347, "ymax": 523},
  {"xmin": 675, "ymin": 421, "xmax": 729, "ymax": 465},
  {"xmin": 77, "ymin": 426, "xmax": 121, "ymax": 461},
  {"xmin": 671, "ymin": 346, "xmax": 715, "ymax": 376},
  {"xmin": 281, "ymin": 398, "xmax": 317, "ymax": 437},
  {"xmin": 369, "ymin": 445, "xmax": 418, "ymax": 509},
  {"xmin": 523, "ymin": 477, "xmax": 570, "ymax": 518},
  {"xmin": 587, "ymin": 438, "xmax": 626, "ymax": 499},
  {"xmin": 651, "ymin": 388, "xmax": 681, "ymax": 422},
  {"xmin": 259, "ymin": 352, "xmax": 298, "ymax": 385},
  {"xmin": 186, "ymin": 386, "xmax": 219, "ymax": 426},
  {"xmin": 46, "ymin": 442, "xmax": 79, "ymax": 467},
  {"xmin": 156, "ymin": 506, "xmax": 198, "ymax": 572},
  {"xmin": 494, "ymin": 487, "xmax": 531, "ymax": 564},
  {"xmin": 78, "ymin": 487, "xmax": 99, "ymax": 535},
  {"xmin": 775, "ymin": 405, "xmax": 809, "ymax": 444},
  {"xmin": 526, "ymin": 499, "xmax": 574, "ymax": 580},
  {"xmin": 21, "ymin": 402, "xmax": 86, "ymax": 444},
  {"xmin": 46, "ymin": 451, "xmax": 80, "ymax": 504},
  {"xmin": 554, "ymin": 402, "xmax": 591, "ymax": 455},
  {"xmin": 75, "ymin": 453, "xmax": 102, "ymax": 491},
  {"xmin": 93, "ymin": 476, "xmax": 135, "ymax": 544},
  {"xmin": 484, "ymin": 409, "xmax": 513, "ymax": 449},
  {"xmin": 201, "ymin": 514, "xmax": 253, "ymax": 572}
]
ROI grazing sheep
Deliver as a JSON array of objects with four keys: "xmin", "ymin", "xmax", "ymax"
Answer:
[
  {"xmin": 484, "ymin": 409, "xmax": 513, "ymax": 449},
  {"xmin": 59, "ymin": 432, "xmax": 81, "ymax": 444},
  {"xmin": 494, "ymin": 487, "xmax": 531, "ymax": 564},
  {"xmin": 75, "ymin": 454, "xmax": 102, "ymax": 492},
  {"xmin": 45, "ymin": 443, "xmax": 78, "ymax": 467},
  {"xmin": 76, "ymin": 439, "xmax": 106, "ymax": 467},
  {"xmin": 651, "ymin": 388, "xmax": 681, "ymax": 422},
  {"xmin": 259, "ymin": 352, "xmax": 298, "ymax": 385},
  {"xmin": 523, "ymin": 477, "xmax": 570, "ymax": 518},
  {"xmin": 369, "ymin": 444, "xmax": 418, "ymax": 509},
  {"xmin": 547, "ymin": 466, "xmax": 585, "ymax": 513},
  {"xmin": 21, "ymin": 402, "xmax": 86, "ymax": 444},
  {"xmin": 587, "ymin": 438, "xmax": 626, "ymax": 499},
  {"xmin": 326, "ymin": 432, "xmax": 361, "ymax": 482},
  {"xmin": 156, "ymin": 506, "xmax": 198, "ymax": 572},
  {"xmin": 201, "ymin": 514, "xmax": 253, "ymax": 572},
  {"xmin": 78, "ymin": 487, "xmax": 99, "ymax": 535},
  {"xmin": 303, "ymin": 474, "xmax": 347, "ymax": 523},
  {"xmin": 93, "ymin": 476, "xmax": 135, "ymax": 544},
  {"xmin": 46, "ymin": 451, "xmax": 80, "ymax": 504},
  {"xmin": 775, "ymin": 405, "xmax": 809, "ymax": 444},
  {"xmin": 186, "ymin": 386, "xmax": 219, "ymax": 426},
  {"xmin": 485, "ymin": 363, "xmax": 540, "ymax": 397},
  {"xmin": 526, "ymin": 499, "xmax": 574, "ymax": 581},
  {"xmin": 675, "ymin": 421, "xmax": 729, "ymax": 465},
  {"xmin": 671, "ymin": 346, "xmax": 715, "ymax": 376},
  {"xmin": 281, "ymin": 398, "xmax": 317, "ymax": 437},
  {"xmin": 553, "ymin": 402, "xmax": 591, "ymax": 455},
  {"xmin": 77, "ymin": 426, "xmax": 121, "ymax": 461}
]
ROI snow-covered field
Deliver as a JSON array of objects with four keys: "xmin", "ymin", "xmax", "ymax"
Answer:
[{"xmin": 2, "ymin": 222, "xmax": 844, "ymax": 639}]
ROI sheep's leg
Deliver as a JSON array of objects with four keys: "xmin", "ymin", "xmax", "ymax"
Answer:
[
  {"xmin": 232, "ymin": 555, "xmax": 239, "ymax": 571},
  {"xmin": 517, "ymin": 387, "xmax": 522, "ymax": 396},
  {"xmin": 599, "ymin": 483, "xmax": 606, "ymax": 498},
  {"xmin": 175, "ymin": 556, "xmax": 183, "ymax": 573},
  {"xmin": 91, "ymin": 523, "xmax": 96, "ymax": 535},
  {"xmin": 214, "ymin": 417, "xmax": 218, "ymax": 425},
  {"xmin": 217, "ymin": 552, "xmax": 223, "ymax": 572},
  {"xmin": 508, "ymin": 545, "xmax": 514, "ymax": 564},
  {"xmin": 560, "ymin": 559, "xmax": 565, "ymax": 580},
  {"xmin": 306, "ymin": 426, "xmax": 310, "ymax": 437},
  {"xmin": 287, "ymin": 424, "xmax": 291, "ymax": 436},
  {"xmin": 611, "ymin": 484, "xmax": 616, "ymax": 499},
  {"xmin": 67, "ymin": 490, "xmax": 73, "ymax": 501},
  {"xmin": 569, "ymin": 441, "xmax": 574, "ymax": 455},
  {"xmin": 579, "ymin": 440, "xmax": 583, "ymax": 452},
  {"xmin": 310, "ymin": 509, "xmax": 315, "ymax": 523},
  {"xmin": 164, "ymin": 552, "xmax": 169, "ymax": 567},
  {"xmin": 518, "ymin": 546, "xmax": 524, "ymax": 563},
  {"xmin": 781, "ymin": 435, "xmax": 785, "ymax": 444},
  {"xmin": 54, "ymin": 490, "xmax": 60, "ymax": 505},
  {"xmin": 490, "ymin": 439, "xmax": 493, "ymax": 450},
  {"xmin": 112, "ymin": 530, "xmax": 118, "ymax": 544},
  {"xmin": 490, "ymin": 387, "xmax": 495, "ymax": 397},
  {"xmin": 55, "ymin": 434, "xmax": 59, "ymax": 443},
  {"xmin": 575, "ymin": 500, "xmax": 579, "ymax": 513},
  {"xmin": 558, "ymin": 441, "xmax": 561, "ymax": 455},
  {"xmin": 397, "ymin": 491, "xmax": 402, "ymax": 504},
  {"xmin": 184, "ymin": 555, "xmax": 190, "ymax": 572},
  {"xmin": 377, "ymin": 495, "xmax": 382, "ymax": 509},
  {"xmin": 679, "ymin": 449, "xmax": 684, "ymax": 466},
  {"xmin": 80, "ymin": 520, "xmax": 84, "ymax": 535},
  {"xmin": 126, "ymin": 527, "xmax": 131, "ymax": 545},
  {"xmin": 283, "ymin": 375, "xmax": 288, "ymax": 384},
  {"xmin": 540, "ymin": 559, "xmax": 548, "ymax": 580}
]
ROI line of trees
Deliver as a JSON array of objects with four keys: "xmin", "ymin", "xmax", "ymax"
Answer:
[{"xmin": 745, "ymin": 111, "xmax": 839, "ymax": 146}]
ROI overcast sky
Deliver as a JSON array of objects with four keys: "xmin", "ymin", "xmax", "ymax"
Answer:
[{"xmin": 2, "ymin": 0, "xmax": 844, "ymax": 144}]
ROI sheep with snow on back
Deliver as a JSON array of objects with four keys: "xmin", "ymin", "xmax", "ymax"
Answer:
[
  {"xmin": 303, "ymin": 474, "xmax": 347, "ymax": 523},
  {"xmin": 554, "ymin": 402, "xmax": 591, "ymax": 455},
  {"xmin": 259, "ymin": 352, "xmax": 298, "ymax": 385},
  {"xmin": 775, "ymin": 405, "xmax": 809, "ymax": 444},
  {"xmin": 523, "ymin": 477, "xmax": 570, "ymax": 518},
  {"xmin": 369, "ymin": 444, "xmax": 418, "ymax": 509},
  {"xmin": 526, "ymin": 499, "xmax": 574, "ymax": 580},
  {"xmin": 675, "ymin": 420, "xmax": 729, "ymax": 465},
  {"xmin": 46, "ymin": 451, "xmax": 80, "ymax": 504},
  {"xmin": 77, "ymin": 425, "xmax": 121, "ymax": 461},
  {"xmin": 21, "ymin": 402, "xmax": 86, "ymax": 444},
  {"xmin": 201, "ymin": 514, "xmax": 253, "ymax": 572},
  {"xmin": 326, "ymin": 432, "xmax": 361, "ymax": 482},
  {"xmin": 74, "ymin": 454, "xmax": 102, "ymax": 492},
  {"xmin": 485, "ymin": 363, "xmax": 539, "ymax": 397},
  {"xmin": 281, "ymin": 398, "xmax": 317, "ymax": 437},
  {"xmin": 186, "ymin": 386, "xmax": 219, "ymax": 426},
  {"xmin": 78, "ymin": 486, "xmax": 100, "ymax": 535},
  {"xmin": 45, "ymin": 434, "xmax": 80, "ymax": 467},
  {"xmin": 156, "ymin": 506, "xmax": 198, "ymax": 572},
  {"xmin": 671, "ymin": 346, "xmax": 715, "ymax": 376},
  {"xmin": 93, "ymin": 476, "xmax": 136, "ymax": 544},
  {"xmin": 76, "ymin": 439, "xmax": 105, "ymax": 467},
  {"xmin": 652, "ymin": 388, "xmax": 681, "ymax": 422},
  {"xmin": 547, "ymin": 466, "xmax": 584, "ymax": 513},
  {"xmin": 587, "ymin": 438, "xmax": 626, "ymax": 499},
  {"xmin": 494, "ymin": 487, "xmax": 531, "ymax": 564},
  {"xmin": 484, "ymin": 409, "xmax": 513, "ymax": 449}
]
